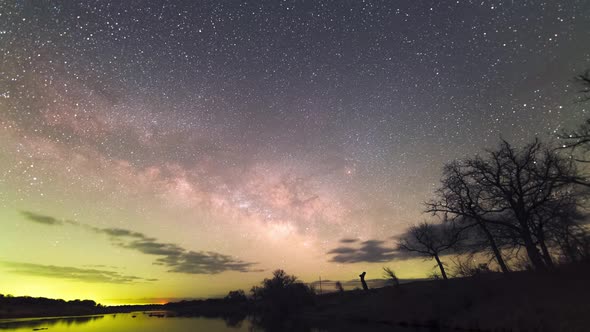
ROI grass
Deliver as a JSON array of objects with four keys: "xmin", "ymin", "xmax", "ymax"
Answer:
[{"xmin": 305, "ymin": 261, "xmax": 590, "ymax": 331}]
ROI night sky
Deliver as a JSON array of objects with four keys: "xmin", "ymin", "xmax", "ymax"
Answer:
[{"xmin": 1, "ymin": 0, "xmax": 589, "ymax": 304}]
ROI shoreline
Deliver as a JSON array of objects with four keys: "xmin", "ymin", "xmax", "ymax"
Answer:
[{"xmin": 2, "ymin": 262, "xmax": 589, "ymax": 331}]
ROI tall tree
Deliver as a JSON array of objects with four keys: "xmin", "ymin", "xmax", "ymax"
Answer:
[
  {"xmin": 428, "ymin": 139, "xmax": 582, "ymax": 270},
  {"xmin": 428, "ymin": 161, "xmax": 511, "ymax": 273}
]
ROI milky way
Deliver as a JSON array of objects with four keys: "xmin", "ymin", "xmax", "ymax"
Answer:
[{"xmin": 1, "ymin": 1, "xmax": 589, "ymax": 303}]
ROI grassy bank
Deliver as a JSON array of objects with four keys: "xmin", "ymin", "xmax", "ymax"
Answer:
[{"xmin": 307, "ymin": 262, "xmax": 590, "ymax": 331}]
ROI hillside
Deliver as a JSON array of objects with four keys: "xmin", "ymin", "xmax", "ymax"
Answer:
[{"xmin": 307, "ymin": 263, "xmax": 590, "ymax": 331}]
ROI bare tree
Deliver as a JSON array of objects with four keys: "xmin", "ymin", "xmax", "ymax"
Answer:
[
  {"xmin": 557, "ymin": 70, "xmax": 590, "ymax": 168},
  {"xmin": 428, "ymin": 162, "xmax": 511, "ymax": 273},
  {"xmin": 397, "ymin": 221, "xmax": 462, "ymax": 280},
  {"xmin": 575, "ymin": 69, "xmax": 590, "ymax": 102},
  {"xmin": 539, "ymin": 197, "xmax": 590, "ymax": 263},
  {"xmin": 382, "ymin": 266, "xmax": 400, "ymax": 287},
  {"xmin": 427, "ymin": 139, "xmax": 585, "ymax": 270},
  {"xmin": 558, "ymin": 118, "xmax": 590, "ymax": 167}
]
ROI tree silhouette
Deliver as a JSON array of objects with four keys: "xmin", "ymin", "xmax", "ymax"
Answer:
[
  {"xmin": 575, "ymin": 69, "xmax": 590, "ymax": 102},
  {"xmin": 382, "ymin": 266, "xmax": 400, "ymax": 287},
  {"xmin": 334, "ymin": 281, "xmax": 344, "ymax": 292},
  {"xmin": 224, "ymin": 290, "xmax": 247, "ymax": 302},
  {"xmin": 250, "ymin": 269, "xmax": 315, "ymax": 316},
  {"xmin": 557, "ymin": 69, "xmax": 590, "ymax": 168},
  {"xmin": 427, "ymin": 139, "xmax": 585, "ymax": 270},
  {"xmin": 359, "ymin": 271, "xmax": 369, "ymax": 291},
  {"xmin": 428, "ymin": 161, "xmax": 511, "ymax": 273},
  {"xmin": 397, "ymin": 221, "xmax": 462, "ymax": 280}
]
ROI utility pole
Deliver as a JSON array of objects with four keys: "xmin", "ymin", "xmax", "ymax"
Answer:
[{"xmin": 319, "ymin": 276, "xmax": 322, "ymax": 294}]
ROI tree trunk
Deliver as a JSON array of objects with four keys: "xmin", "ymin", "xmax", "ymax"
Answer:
[
  {"xmin": 359, "ymin": 272, "xmax": 369, "ymax": 291},
  {"xmin": 559, "ymin": 227, "xmax": 579, "ymax": 263},
  {"xmin": 434, "ymin": 254, "xmax": 448, "ymax": 280},
  {"xmin": 535, "ymin": 223, "xmax": 555, "ymax": 268},
  {"xmin": 522, "ymin": 231, "xmax": 547, "ymax": 270},
  {"xmin": 561, "ymin": 236, "xmax": 578, "ymax": 263},
  {"xmin": 478, "ymin": 223, "xmax": 510, "ymax": 273},
  {"xmin": 538, "ymin": 235, "xmax": 555, "ymax": 268}
]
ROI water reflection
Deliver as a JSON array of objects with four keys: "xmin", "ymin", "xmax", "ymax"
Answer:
[
  {"xmin": 0, "ymin": 313, "xmax": 430, "ymax": 331},
  {"xmin": 0, "ymin": 315, "xmax": 104, "ymax": 330}
]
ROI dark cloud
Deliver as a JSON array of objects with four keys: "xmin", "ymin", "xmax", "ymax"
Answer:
[
  {"xmin": 328, "ymin": 239, "xmax": 398, "ymax": 263},
  {"xmin": 20, "ymin": 210, "xmax": 258, "ymax": 275},
  {"xmin": 157, "ymin": 251, "xmax": 257, "ymax": 274},
  {"xmin": 123, "ymin": 240, "xmax": 184, "ymax": 256},
  {"xmin": 99, "ymin": 228, "xmax": 258, "ymax": 274},
  {"xmin": 0, "ymin": 261, "xmax": 156, "ymax": 284},
  {"xmin": 99, "ymin": 228, "xmax": 152, "ymax": 240},
  {"xmin": 328, "ymin": 247, "xmax": 356, "ymax": 254},
  {"xmin": 339, "ymin": 238, "xmax": 359, "ymax": 244},
  {"xmin": 20, "ymin": 211, "xmax": 63, "ymax": 225},
  {"xmin": 20, "ymin": 211, "xmax": 79, "ymax": 226}
]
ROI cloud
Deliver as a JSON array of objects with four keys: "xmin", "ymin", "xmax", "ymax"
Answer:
[
  {"xmin": 20, "ymin": 211, "xmax": 63, "ymax": 225},
  {"xmin": 327, "ymin": 239, "xmax": 398, "ymax": 263},
  {"xmin": 82, "ymin": 264, "xmax": 120, "ymax": 269},
  {"xmin": 99, "ymin": 228, "xmax": 151, "ymax": 240},
  {"xmin": 155, "ymin": 251, "xmax": 258, "ymax": 274},
  {"xmin": 109, "ymin": 235, "xmax": 257, "ymax": 275},
  {"xmin": 20, "ymin": 211, "xmax": 79, "ymax": 226},
  {"xmin": 339, "ymin": 238, "xmax": 359, "ymax": 244},
  {"xmin": 91, "ymin": 226, "xmax": 259, "ymax": 274},
  {"xmin": 20, "ymin": 211, "xmax": 259, "ymax": 275},
  {"xmin": 0, "ymin": 261, "xmax": 156, "ymax": 284},
  {"xmin": 123, "ymin": 240, "xmax": 184, "ymax": 257}
]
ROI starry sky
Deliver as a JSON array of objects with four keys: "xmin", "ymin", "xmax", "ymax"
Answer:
[{"xmin": 1, "ymin": 0, "xmax": 589, "ymax": 304}]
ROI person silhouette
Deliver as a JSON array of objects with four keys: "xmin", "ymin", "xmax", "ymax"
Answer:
[{"xmin": 359, "ymin": 271, "xmax": 369, "ymax": 291}]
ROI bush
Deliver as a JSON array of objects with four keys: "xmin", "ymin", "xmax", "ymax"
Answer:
[
  {"xmin": 224, "ymin": 290, "xmax": 247, "ymax": 302},
  {"xmin": 451, "ymin": 257, "xmax": 494, "ymax": 277},
  {"xmin": 383, "ymin": 266, "xmax": 400, "ymax": 287},
  {"xmin": 250, "ymin": 269, "xmax": 315, "ymax": 316}
]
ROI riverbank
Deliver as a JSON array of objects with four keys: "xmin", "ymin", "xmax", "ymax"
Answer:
[
  {"xmin": 2, "ymin": 262, "xmax": 588, "ymax": 331},
  {"xmin": 0, "ymin": 298, "xmax": 161, "ymax": 319}
]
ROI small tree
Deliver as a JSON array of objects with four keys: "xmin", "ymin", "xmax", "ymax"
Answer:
[
  {"xmin": 382, "ymin": 266, "xmax": 400, "ymax": 287},
  {"xmin": 450, "ymin": 255, "xmax": 493, "ymax": 278},
  {"xmin": 398, "ymin": 221, "xmax": 462, "ymax": 280},
  {"xmin": 334, "ymin": 281, "xmax": 344, "ymax": 292}
]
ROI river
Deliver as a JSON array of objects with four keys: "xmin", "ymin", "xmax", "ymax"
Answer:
[{"xmin": 0, "ymin": 312, "xmax": 432, "ymax": 331}]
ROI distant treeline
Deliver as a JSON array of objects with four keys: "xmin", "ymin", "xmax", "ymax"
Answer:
[{"xmin": 0, "ymin": 294, "xmax": 161, "ymax": 318}]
